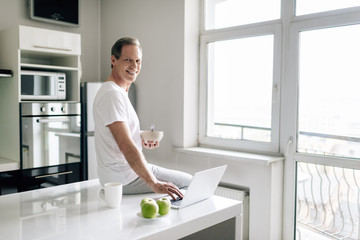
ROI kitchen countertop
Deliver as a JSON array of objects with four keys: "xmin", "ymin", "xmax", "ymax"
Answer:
[{"xmin": 0, "ymin": 179, "xmax": 242, "ymax": 240}]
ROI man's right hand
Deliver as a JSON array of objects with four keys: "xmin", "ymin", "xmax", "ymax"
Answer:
[{"xmin": 150, "ymin": 180, "xmax": 184, "ymax": 200}]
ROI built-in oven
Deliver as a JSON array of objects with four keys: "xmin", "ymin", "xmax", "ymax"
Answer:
[{"xmin": 20, "ymin": 102, "xmax": 82, "ymax": 191}]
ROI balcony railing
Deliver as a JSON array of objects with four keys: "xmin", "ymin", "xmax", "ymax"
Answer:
[
  {"xmin": 215, "ymin": 122, "xmax": 360, "ymax": 157},
  {"xmin": 214, "ymin": 122, "xmax": 270, "ymax": 140},
  {"xmin": 296, "ymin": 162, "xmax": 360, "ymax": 240},
  {"xmin": 214, "ymin": 123, "xmax": 360, "ymax": 239},
  {"xmin": 299, "ymin": 131, "xmax": 360, "ymax": 143},
  {"xmin": 214, "ymin": 123, "xmax": 360, "ymax": 143}
]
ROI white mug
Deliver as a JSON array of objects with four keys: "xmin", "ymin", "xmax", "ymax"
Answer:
[{"xmin": 98, "ymin": 182, "xmax": 123, "ymax": 208}]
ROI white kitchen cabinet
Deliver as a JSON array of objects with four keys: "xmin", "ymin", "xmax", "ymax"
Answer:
[
  {"xmin": 0, "ymin": 25, "xmax": 81, "ymax": 168},
  {"xmin": 19, "ymin": 25, "xmax": 81, "ymax": 55}
]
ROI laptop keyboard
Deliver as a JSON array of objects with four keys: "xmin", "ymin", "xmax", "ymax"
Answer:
[{"xmin": 170, "ymin": 196, "xmax": 183, "ymax": 207}]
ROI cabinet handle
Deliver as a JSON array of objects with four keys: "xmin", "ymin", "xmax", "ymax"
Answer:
[
  {"xmin": 33, "ymin": 45, "xmax": 72, "ymax": 52},
  {"xmin": 35, "ymin": 171, "xmax": 73, "ymax": 179}
]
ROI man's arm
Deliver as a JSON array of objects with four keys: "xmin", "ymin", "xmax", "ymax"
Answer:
[{"xmin": 108, "ymin": 121, "xmax": 183, "ymax": 200}]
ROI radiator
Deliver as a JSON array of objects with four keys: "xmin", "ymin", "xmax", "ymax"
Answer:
[{"xmin": 215, "ymin": 185, "xmax": 250, "ymax": 240}]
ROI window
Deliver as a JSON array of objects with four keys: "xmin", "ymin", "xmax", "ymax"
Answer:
[
  {"xmin": 200, "ymin": 0, "xmax": 281, "ymax": 153},
  {"xmin": 200, "ymin": 1, "xmax": 360, "ymax": 239},
  {"xmin": 298, "ymin": 24, "xmax": 360, "ymax": 159},
  {"xmin": 208, "ymin": 36, "xmax": 274, "ymax": 142},
  {"xmin": 294, "ymin": 18, "xmax": 360, "ymax": 240}
]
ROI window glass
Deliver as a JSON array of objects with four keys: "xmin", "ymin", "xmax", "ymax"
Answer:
[
  {"xmin": 296, "ymin": 0, "xmax": 360, "ymax": 15},
  {"xmin": 205, "ymin": 0, "xmax": 280, "ymax": 30},
  {"xmin": 207, "ymin": 35, "xmax": 274, "ymax": 142},
  {"xmin": 298, "ymin": 24, "xmax": 360, "ymax": 159}
]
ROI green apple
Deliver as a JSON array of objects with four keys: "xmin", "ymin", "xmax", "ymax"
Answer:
[
  {"xmin": 140, "ymin": 198, "xmax": 159, "ymax": 219},
  {"xmin": 140, "ymin": 197, "xmax": 153, "ymax": 207},
  {"xmin": 156, "ymin": 198, "xmax": 171, "ymax": 215}
]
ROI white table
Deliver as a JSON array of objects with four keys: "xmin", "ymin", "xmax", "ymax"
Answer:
[{"xmin": 0, "ymin": 179, "xmax": 242, "ymax": 240}]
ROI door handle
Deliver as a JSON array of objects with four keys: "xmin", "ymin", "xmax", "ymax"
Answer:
[{"xmin": 36, "ymin": 118, "xmax": 70, "ymax": 123}]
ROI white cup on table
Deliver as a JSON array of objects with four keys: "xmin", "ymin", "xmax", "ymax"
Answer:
[{"xmin": 98, "ymin": 182, "xmax": 123, "ymax": 208}]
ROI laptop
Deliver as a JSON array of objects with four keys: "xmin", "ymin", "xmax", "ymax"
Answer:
[{"xmin": 170, "ymin": 165, "xmax": 227, "ymax": 209}]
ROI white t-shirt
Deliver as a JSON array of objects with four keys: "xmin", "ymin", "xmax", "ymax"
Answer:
[{"xmin": 93, "ymin": 81, "xmax": 143, "ymax": 186}]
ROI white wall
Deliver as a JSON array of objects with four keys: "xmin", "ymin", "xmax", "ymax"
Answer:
[{"xmin": 100, "ymin": 0, "xmax": 199, "ymax": 162}]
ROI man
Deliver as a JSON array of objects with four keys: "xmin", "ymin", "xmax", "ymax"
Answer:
[{"xmin": 93, "ymin": 37, "xmax": 192, "ymax": 200}]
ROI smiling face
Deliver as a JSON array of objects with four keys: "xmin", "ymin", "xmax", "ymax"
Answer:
[{"xmin": 111, "ymin": 44, "xmax": 142, "ymax": 90}]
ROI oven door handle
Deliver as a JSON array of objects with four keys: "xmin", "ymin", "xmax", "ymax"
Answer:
[
  {"xmin": 35, "ymin": 171, "xmax": 73, "ymax": 179},
  {"xmin": 36, "ymin": 118, "xmax": 70, "ymax": 123}
]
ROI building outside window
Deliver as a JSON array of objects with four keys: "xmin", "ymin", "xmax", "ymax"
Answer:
[{"xmin": 200, "ymin": 0, "xmax": 360, "ymax": 239}]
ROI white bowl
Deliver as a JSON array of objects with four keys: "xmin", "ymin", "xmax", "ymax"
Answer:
[{"xmin": 140, "ymin": 131, "xmax": 164, "ymax": 142}]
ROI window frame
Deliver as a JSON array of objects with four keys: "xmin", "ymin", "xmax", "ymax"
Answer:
[
  {"xmin": 288, "ymin": 9, "xmax": 360, "ymax": 163},
  {"xmin": 199, "ymin": 1, "xmax": 360, "ymax": 239},
  {"xmin": 199, "ymin": 20, "xmax": 282, "ymax": 154},
  {"xmin": 284, "ymin": 6, "xmax": 360, "ymax": 240}
]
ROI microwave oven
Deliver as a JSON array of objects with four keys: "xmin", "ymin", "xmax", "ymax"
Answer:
[{"xmin": 21, "ymin": 70, "xmax": 66, "ymax": 100}]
